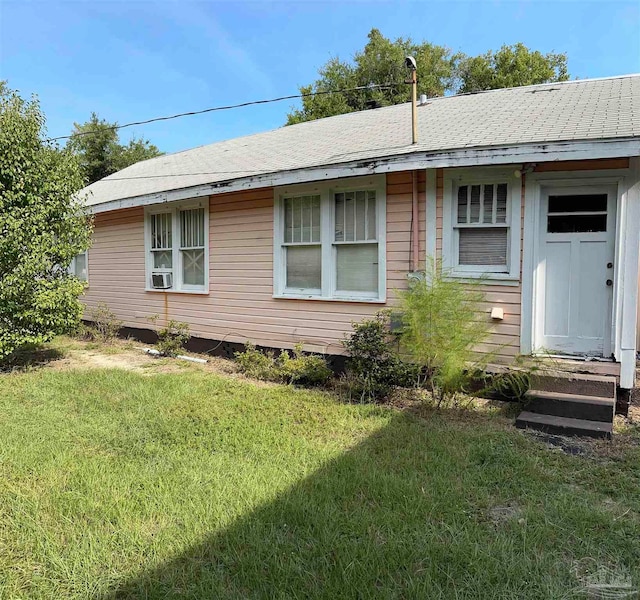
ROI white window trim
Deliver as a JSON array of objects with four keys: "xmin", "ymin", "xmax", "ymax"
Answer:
[
  {"xmin": 68, "ymin": 250, "xmax": 89, "ymax": 283},
  {"xmin": 442, "ymin": 168, "xmax": 521, "ymax": 283},
  {"xmin": 273, "ymin": 175, "xmax": 386, "ymax": 303},
  {"xmin": 144, "ymin": 199, "xmax": 209, "ymax": 294}
]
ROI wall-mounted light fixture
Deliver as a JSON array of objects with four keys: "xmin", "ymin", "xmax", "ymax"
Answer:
[{"xmin": 514, "ymin": 163, "xmax": 537, "ymax": 178}]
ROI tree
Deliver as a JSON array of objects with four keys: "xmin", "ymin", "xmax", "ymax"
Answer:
[
  {"xmin": 456, "ymin": 43, "xmax": 569, "ymax": 94},
  {"xmin": 286, "ymin": 30, "xmax": 570, "ymax": 124},
  {"xmin": 67, "ymin": 112, "xmax": 162, "ymax": 185},
  {"xmin": 286, "ymin": 29, "xmax": 456, "ymax": 125},
  {"xmin": 0, "ymin": 83, "xmax": 92, "ymax": 362}
]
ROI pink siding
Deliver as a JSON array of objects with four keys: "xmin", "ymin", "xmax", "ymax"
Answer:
[
  {"xmin": 84, "ymin": 160, "xmax": 628, "ymax": 360},
  {"xmin": 433, "ymin": 158, "xmax": 629, "ymax": 362},
  {"xmin": 434, "ymin": 169, "xmax": 522, "ymax": 362},
  {"xmin": 84, "ymin": 173, "xmax": 426, "ymax": 355}
]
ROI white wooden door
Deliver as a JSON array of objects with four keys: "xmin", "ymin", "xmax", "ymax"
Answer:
[{"xmin": 536, "ymin": 185, "xmax": 616, "ymax": 356}]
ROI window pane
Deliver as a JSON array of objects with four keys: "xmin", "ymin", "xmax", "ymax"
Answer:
[
  {"xmin": 287, "ymin": 195, "xmax": 321, "ymax": 244},
  {"xmin": 483, "ymin": 185, "xmax": 494, "ymax": 224},
  {"xmin": 284, "ymin": 198, "xmax": 293, "ymax": 243},
  {"xmin": 469, "ymin": 185, "xmax": 481, "ymax": 223},
  {"xmin": 548, "ymin": 194, "xmax": 607, "ymax": 213},
  {"xmin": 344, "ymin": 192, "xmax": 355, "ymax": 241},
  {"xmin": 457, "ymin": 186, "xmax": 468, "ymax": 224},
  {"xmin": 336, "ymin": 244, "xmax": 378, "ymax": 293},
  {"xmin": 355, "ymin": 191, "xmax": 366, "ymax": 240},
  {"xmin": 335, "ymin": 193, "xmax": 345, "ymax": 241},
  {"xmin": 152, "ymin": 213, "xmax": 172, "ymax": 249},
  {"xmin": 153, "ymin": 250, "xmax": 173, "ymax": 269},
  {"xmin": 286, "ymin": 246, "xmax": 321, "ymax": 289},
  {"xmin": 182, "ymin": 249, "xmax": 205, "ymax": 286},
  {"xmin": 311, "ymin": 196, "xmax": 321, "ymax": 242},
  {"xmin": 459, "ymin": 228, "xmax": 508, "ymax": 266},
  {"xmin": 73, "ymin": 253, "xmax": 87, "ymax": 281},
  {"xmin": 292, "ymin": 199, "xmax": 301, "ymax": 243},
  {"xmin": 301, "ymin": 196, "xmax": 311, "ymax": 243},
  {"xmin": 496, "ymin": 184, "xmax": 508, "ymax": 223},
  {"xmin": 367, "ymin": 192, "xmax": 377, "ymax": 240},
  {"xmin": 547, "ymin": 215, "xmax": 607, "ymax": 233},
  {"xmin": 180, "ymin": 208, "xmax": 204, "ymax": 248}
]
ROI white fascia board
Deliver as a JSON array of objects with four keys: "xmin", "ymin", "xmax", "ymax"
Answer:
[{"xmin": 88, "ymin": 138, "xmax": 640, "ymax": 214}]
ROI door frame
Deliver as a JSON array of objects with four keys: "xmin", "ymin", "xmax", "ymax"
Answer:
[{"xmin": 521, "ymin": 173, "xmax": 625, "ymax": 359}]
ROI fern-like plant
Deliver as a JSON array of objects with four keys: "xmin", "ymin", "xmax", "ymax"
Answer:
[{"xmin": 397, "ymin": 260, "xmax": 491, "ymax": 407}]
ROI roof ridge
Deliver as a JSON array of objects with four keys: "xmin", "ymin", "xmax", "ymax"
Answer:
[{"xmin": 427, "ymin": 73, "xmax": 640, "ymax": 102}]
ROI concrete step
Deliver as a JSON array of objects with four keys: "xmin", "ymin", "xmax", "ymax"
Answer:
[
  {"xmin": 531, "ymin": 372, "xmax": 616, "ymax": 399},
  {"xmin": 516, "ymin": 411, "xmax": 613, "ymax": 439},
  {"xmin": 525, "ymin": 390, "xmax": 615, "ymax": 422}
]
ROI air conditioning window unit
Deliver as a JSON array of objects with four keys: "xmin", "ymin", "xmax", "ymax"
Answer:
[{"xmin": 151, "ymin": 272, "xmax": 173, "ymax": 289}]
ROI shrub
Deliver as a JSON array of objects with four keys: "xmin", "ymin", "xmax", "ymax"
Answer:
[
  {"xmin": 397, "ymin": 260, "xmax": 492, "ymax": 408},
  {"xmin": 342, "ymin": 312, "xmax": 419, "ymax": 402},
  {"xmin": 235, "ymin": 342, "xmax": 332, "ymax": 387},
  {"xmin": 279, "ymin": 344, "xmax": 332, "ymax": 386},
  {"xmin": 235, "ymin": 343, "xmax": 280, "ymax": 381},
  {"xmin": 87, "ymin": 302, "xmax": 123, "ymax": 343},
  {"xmin": 156, "ymin": 320, "xmax": 190, "ymax": 357}
]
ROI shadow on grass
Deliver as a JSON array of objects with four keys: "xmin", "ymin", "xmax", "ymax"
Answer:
[
  {"xmin": 99, "ymin": 411, "xmax": 592, "ymax": 599},
  {"xmin": 0, "ymin": 344, "xmax": 64, "ymax": 372}
]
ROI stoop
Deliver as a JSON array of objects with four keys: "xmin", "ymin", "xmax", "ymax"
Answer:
[{"xmin": 515, "ymin": 371, "xmax": 616, "ymax": 439}]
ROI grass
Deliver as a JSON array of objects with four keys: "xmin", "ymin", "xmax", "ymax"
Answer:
[{"xmin": 0, "ymin": 340, "xmax": 639, "ymax": 599}]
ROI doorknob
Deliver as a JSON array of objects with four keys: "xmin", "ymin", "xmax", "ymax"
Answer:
[{"xmin": 606, "ymin": 279, "xmax": 613, "ymax": 286}]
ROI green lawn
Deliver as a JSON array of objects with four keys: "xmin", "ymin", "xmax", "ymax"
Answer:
[{"xmin": 0, "ymin": 343, "xmax": 639, "ymax": 599}]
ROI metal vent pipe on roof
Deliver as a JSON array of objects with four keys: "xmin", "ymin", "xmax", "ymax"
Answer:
[
  {"xmin": 404, "ymin": 56, "xmax": 420, "ymax": 271},
  {"xmin": 405, "ymin": 56, "xmax": 418, "ymax": 145}
]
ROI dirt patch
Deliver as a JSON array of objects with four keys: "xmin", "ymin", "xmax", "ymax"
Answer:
[
  {"xmin": 41, "ymin": 338, "xmax": 242, "ymax": 378},
  {"xmin": 48, "ymin": 347, "xmax": 154, "ymax": 373},
  {"xmin": 523, "ymin": 427, "xmax": 640, "ymax": 462},
  {"xmin": 486, "ymin": 503, "xmax": 525, "ymax": 527},
  {"xmin": 524, "ymin": 431, "xmax": 593, "ymax": 456},
  {"xmin": 625, "ymin": 403, "xmax": 640, "ymax": 425}
]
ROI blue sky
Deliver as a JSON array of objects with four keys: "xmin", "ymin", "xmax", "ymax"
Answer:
[{"xmin": 1, "ymin": 0, "xmax": 639, "ymax": 154}]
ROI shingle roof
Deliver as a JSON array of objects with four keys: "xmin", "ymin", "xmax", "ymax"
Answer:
[{"xmin": 83, "ymin": 74, "xmax": 640, "ymax": 206}]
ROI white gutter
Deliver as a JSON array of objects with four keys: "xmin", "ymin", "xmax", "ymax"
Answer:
[{"xmin": 88, "ymin": 138, "xmax": 640, "ymax": 214}]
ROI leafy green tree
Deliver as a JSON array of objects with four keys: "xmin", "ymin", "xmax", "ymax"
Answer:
[
  {"xmin": 456, "ymin": 43, "xmax": 569, "ymax": 93},
  {"xmin": 286, "ymin": 30, "xmax": 570, "ymax": 124},
  {"xmin": 0, "ymin": 83, "xmax": 92, "ymax": 362},
  {"xmin": 286, "ymin": 28, "xmax": 456, "ymax": 124},
  {"xmin": 67, "ymin": 112, "xmax": 162, "ymax": 184}
]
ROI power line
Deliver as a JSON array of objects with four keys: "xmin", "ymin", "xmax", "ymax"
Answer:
[{"xmin": 47, "ymin": 83, "xmax": 400, "ymax": 143}]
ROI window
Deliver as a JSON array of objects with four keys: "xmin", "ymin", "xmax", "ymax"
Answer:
[
  {"xmin": 284, "ymin": 195, "xmax": 321, "ymax": 291},
  {"xmin": 334, "ymin": 190, "xmax": 378, "ymax": 294},
  {"xmin": 275, "ymin": 177, "xmax": 385, "ymax": 301},
  {"xmin": 547, "ymin": 194, "xmax": 608, "ymax": 233},
  {"xmin": 68, "ymin": 251, "xmax": 88, "ymax": 282},
  {"xmin": 443, "ymin": 170, "xmax": 521, "ymax": 281},
  {"xmin": 145, "ymin": 201, "xmax": 208, "ymax": 293},
  {"xmin": 456, "ymin": 183, "xmax": 508, "ymax": 269}
]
